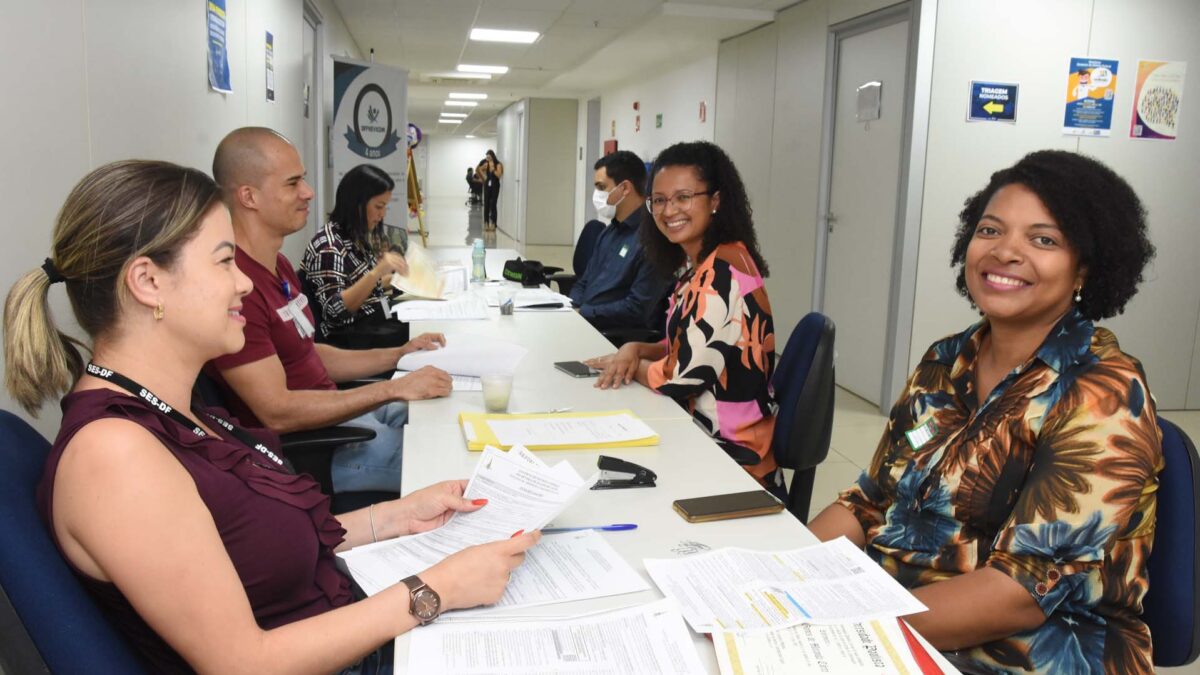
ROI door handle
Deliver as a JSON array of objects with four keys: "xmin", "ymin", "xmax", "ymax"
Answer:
[{"xmin": 824, "ymin": 212, "xmax": 838, "ymax": 233}]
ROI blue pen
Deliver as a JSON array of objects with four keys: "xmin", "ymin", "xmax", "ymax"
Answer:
[
  {"xmin": 542, "ymin": 523, "xmax": 638, "ymax": 534},
  {"xmin": 281, "ymin": 280, "xmax": 292, "ymax": 299}
]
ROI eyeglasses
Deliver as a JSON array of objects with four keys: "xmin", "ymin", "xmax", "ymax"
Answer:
[{"xmin": 646, "ymin": 190, "xmax": 713, "ymax": 214}]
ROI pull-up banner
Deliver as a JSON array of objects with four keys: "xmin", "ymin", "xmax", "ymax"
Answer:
[{"xmin": 331, "ymin": 58, "xmax": 409, "ymax": 207}]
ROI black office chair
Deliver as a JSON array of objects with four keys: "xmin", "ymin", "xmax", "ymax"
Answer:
[
  {"xmin": 1144, "ymin": 417, "xmax": 1200, "ymax": 666},
  {"xmin": 193, "ymin": 373, "xmax": 397, "ymax": 515},
  {"xmin": 769, "ymin": 312, "xmax": 836, "ymax": 523},
  {"xmin": 0, "ymin": 409, "xmax": 151, "ymax": 673},
  {"xmin": 547, "ymin": 219, "xmax": 607, "ymax": 297},
  {"xmin": 298, "ymin": 268, "xmax": 410, "ymax": 350}
]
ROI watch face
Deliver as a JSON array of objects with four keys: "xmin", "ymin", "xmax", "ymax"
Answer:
[{"xmin": 412, "ymin": 588, "xmax": 440, "ymax": 620}]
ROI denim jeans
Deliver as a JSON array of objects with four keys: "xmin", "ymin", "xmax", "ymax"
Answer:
[{"xmin": 330, "ymin": 400, "xmax": 407, "ymax": 493}]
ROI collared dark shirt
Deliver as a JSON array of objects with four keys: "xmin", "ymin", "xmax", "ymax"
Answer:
[
  {"xmin": 569, "ymin": 208, "xmax": 671, "ymax": 330},
  {"xmin": 837, "ymin": 307, "xmax": 1161, "ymax": 674}
]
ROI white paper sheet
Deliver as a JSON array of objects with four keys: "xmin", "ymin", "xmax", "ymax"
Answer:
[
  {"xmin": 390, "ymin": 294, "xmax": 489, "ymax": 321},
  {"xmin": 644, "ymin": 537, "xmax": 927, "ymax": 633},
  {"xmin": 483, "ymin": 287, "xmax": 574, "ymax": 311},
  {"xmin": 714, "ymin": 619, "xmax": 940, "ymax": 675},
  {"xmin": 339, "ymin": 446, "xmax": 609, "ymax": 609},
  {"xmin": 485, "ymin": 413, "xmax": 657, "ymax": 447},
  {"xmin": 393, "ymin": 370, "xmax": 481, "ymax": 391},
  {"xmin": 407, "ymin": 598, "xmax": 705, "ymax": 675},
  {"xmin": 394, "ymin": 335, "xmax": 528, "ymax": 377}
]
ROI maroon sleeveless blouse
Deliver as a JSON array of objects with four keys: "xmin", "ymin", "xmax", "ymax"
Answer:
[{"xmin": 37, "ymin": 388, "xmax": 354, "ymax": 673}]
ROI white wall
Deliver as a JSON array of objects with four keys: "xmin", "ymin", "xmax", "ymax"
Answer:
[
  {"xmin": 911, "ymin": 0, "xmax": 1200, "ymax": 409},
  {"xmin": 0, "ymin": 0, "xmax": 362, "ymax": 436},
  {"xmin": 424, "ymin": 136, "xmax": 491, "ymax": 199}
]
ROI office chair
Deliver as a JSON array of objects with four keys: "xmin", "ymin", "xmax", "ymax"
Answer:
[
  {"xmin": 298, "ymin": 268, "xmax": 410, "ymax": 350},
  {"xmin": 769, "ymin": 312, "xmax": 836, "ymax": 523},
  {"xmin": 192, "ymin": 373, "xmax": 396, "ymax": 515},
  {"xmin": 0, "ymin": 410, "xmax": 150, "ymax": 673},
  {"xmin": 1144, "ymin": 417, "xmax": 1200, "ymax": 666},
  {"xmin": 546, "ymin": 219, "xmax": 607, "ymax": 297}
]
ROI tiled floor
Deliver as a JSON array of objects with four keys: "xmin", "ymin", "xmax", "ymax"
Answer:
[{"xmin": 411, "ymin": 198, "xmax": 1200, "ymax": 673}]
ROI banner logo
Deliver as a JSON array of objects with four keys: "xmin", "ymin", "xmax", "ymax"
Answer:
[{"xmin": 345, "ymin": 84, "xmax": 401, "ymax": 159}]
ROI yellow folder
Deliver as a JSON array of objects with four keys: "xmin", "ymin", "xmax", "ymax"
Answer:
[{"xmin": 458, "ymin": 409, "xmax": 660, "ymax": 451}]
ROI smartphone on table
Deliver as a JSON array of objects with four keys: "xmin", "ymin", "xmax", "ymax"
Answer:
[
  {"xmin": 554, "ymin": 361, "xmax": 600, "ymax": 378},
  {"xmin": 673, "ymin": 490, "xmax": 785, "ymax": 523}
]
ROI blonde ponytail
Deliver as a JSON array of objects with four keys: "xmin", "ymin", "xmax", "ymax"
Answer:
[{"xmin": 3, "ymin": 267, "xmax": 84, "ymax": 415}]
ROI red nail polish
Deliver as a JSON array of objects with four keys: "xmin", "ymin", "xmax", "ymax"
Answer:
[
  {"xmin": 472, "ymin": 498, "xmax": 488, "ymax": 506},
  {"xmin": 511, "ymin": 529, "xmax": 524, "ymax": 538}
]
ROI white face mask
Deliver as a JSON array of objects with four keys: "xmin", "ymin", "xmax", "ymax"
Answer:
[{"xmin": 592, "ymin": 188, "xmax": 617, "ymax": 222}]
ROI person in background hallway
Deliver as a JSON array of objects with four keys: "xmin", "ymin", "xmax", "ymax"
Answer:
[
  {"xmin": 302, "ymin": 164, "xmax": 409, "ymax": 345},
  {"xmin": 466, "ymin": 166, "xmax": 482, "ymax": 205},
  {"xmin": 208, "ymin": 127, "xmax": 450, "ymax": 495},
  {"xmin": 586, "ymin": 141, "xmax": 782, "ymax": 495},
  {"xmin": 807, "ymin": 150, "xmax": 1160, "ymax": 674},
  {"xmin": 4, "ymin": 159, "xmax": 540, "ymax": 674},
  {"xmin": 570, "ymin": 150, "xmax": 673, "ymax": 332},
  {"xmin": 477, "ymin": 150, "xmax": 503, "ymax": 232}
]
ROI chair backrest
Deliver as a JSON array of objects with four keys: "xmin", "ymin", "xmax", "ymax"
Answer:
[
  {"xmin": 0, "ymin": 410, "xmax": 148, "ymax": 673},
  {"xmin": 771, "ymin": 312, "xmax": 836, "ymax": 472},
  {"xmin": 573, "ymin": 219, "xmax": 606, "ymax": 277},
  {"xmin": 1145, "ymin": 417, "xmax": 1200, "ymax": 667}
]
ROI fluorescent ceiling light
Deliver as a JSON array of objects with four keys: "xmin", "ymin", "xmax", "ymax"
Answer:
[
  {"xmin": 470, "ymin": 28, "xmax": 539, "ymax": 44},
  {"xmin": 449, "ymin": 92, "xmax": 488, "ymax": 100},
  {"xmin": 435, "ymin": 72, "xmax": 492, "ymax": 80},
  {"xmin": 466, "ymin": 135, "xmax": 476, "ymax": 139},
  {"xmin": 438, "ymin": 118, "xmax": 463, "ymax": 124},
  {"xmin": 457, "ymin": 64, "xmax": 509, "ymax": 75},
  {"xmin": 440, "ymin": 112, "xmax": 469, "ymax": 118},
  {"xmin": 444, "ymin": 100, "xmax": 478, "ymax": 107}
]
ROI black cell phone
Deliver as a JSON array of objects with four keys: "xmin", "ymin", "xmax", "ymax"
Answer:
[
  {"xmin": 673, "ymin": 490, "xmax": 785, "ymax": 523},
  {"xmin": 554, "ymin": 361, "xmax": 600, "ymax": 378}
]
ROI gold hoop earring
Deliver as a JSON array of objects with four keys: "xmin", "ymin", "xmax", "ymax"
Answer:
[{"xmin": 154, "ymin": 301, "xmax": 164, "ymax": 321}]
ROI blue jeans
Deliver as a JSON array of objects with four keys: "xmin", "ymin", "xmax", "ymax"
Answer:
[{"xmin": 330, "ymin": 401, "xmax": 407, "ymax": 493}]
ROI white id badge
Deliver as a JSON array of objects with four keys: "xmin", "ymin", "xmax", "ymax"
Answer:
[{"xmin": 905, "ymin": 418, "xmax": 938, "ymax": 450}]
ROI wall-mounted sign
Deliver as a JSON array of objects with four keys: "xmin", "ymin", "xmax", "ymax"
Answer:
[
  {"xmin": 655, "ymin": 113, "xmax": 663, "ymax": 128},
  {"xmin": 1131, "ymin": 60, "xmax": 1187, "ymax": 141},
  {"xmin": 967, "ymin": 81, "xmax": 1017, "ymax": 123},
  {"xmin": 207, "ymin": 0, "xmax": 231, "ymax": 93},
  {"xmin": 1063, "ymin": 57, "xmax": 1118, "ymax": 137},
  {"xmin": 856, "ymin": 81, "xmax": 882, "ymax": 122},
  {"xmin": 265, "ymin": 31, "xmax": 275, "ymax": 102},
  {"xmin": 699, "ymin": 101, "xmax": 707, "ymax": 123}
]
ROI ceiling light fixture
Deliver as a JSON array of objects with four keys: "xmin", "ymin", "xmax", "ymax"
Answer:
[
  {"xmin": 469, "ymin": 28, "xmax": 539, "ymax": 44},
  {"xmin": 434, "ymin": 72, "xmax": 493, "ymax": 80},
  {"xmin": 449, "ymin": 92, "xmax": 488, "ymax": 100},
  {"xmin": 466, "ymin": 135, "xmax": 477, "ymax": 139},
  {"xmin": 444, "ymin": 100, "xmax": 478, "ymax": 107},
  {"xmin": 438, "ymin": 118, "xmax": 463, "ymax": 124},
  {"xmin": 440, "ymin": 112, "xmax": 469, "ymax": 118},
  {"xmin": 457, "ymin": 64, "xmax": 509, "ymax": 75}
]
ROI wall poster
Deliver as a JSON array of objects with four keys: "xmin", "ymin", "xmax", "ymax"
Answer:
[
  {"xmin": 1063, "ymin": 57, "xmax": 1118, "ymax": 136},
  {"xmin": 1130, "ymin": 60, "xmax": 1187, "ymax": 140}
]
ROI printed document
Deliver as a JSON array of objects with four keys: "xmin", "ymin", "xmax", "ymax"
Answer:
[
  {"xmin": 395, "ymin": 334, "xmax": 528, "ymax": 377},
  {"xmin": 644, "ymin": 537, "xmax": 927, "ymax": 633},
  {"xmin": 393, "ymin": 370, "xmax": 481, "ymax": 391},
  {"xmin": 714, "ymin": 619, "xmax": 943, "ymax": 675},
  {"xmin": 486, "ymin": 413, "xmax": 657, "ymax": 447},
  {"xmin": 484, "ymin": 287, "xmax": 574, "ymax": 310},
  {"xmin": 391, "ymin": 294, "xmax": 489, "ymax": 321},
  {"xmin": 340, "ymin": 446, "xmax": 648, "ymax": 611},
  {"xmin": 407, "ymin": 598, "xmax": 705, "ymax": 674}
]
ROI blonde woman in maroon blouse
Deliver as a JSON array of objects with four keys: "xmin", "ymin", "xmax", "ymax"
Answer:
[{"xmin": 3, "ymin": 160, "xmax": 539, "ymax": 674}]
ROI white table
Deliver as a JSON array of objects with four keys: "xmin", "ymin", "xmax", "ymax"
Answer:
[
  {"xmin": 424, "ymin": 245, "xmax": 518, "ymax": 283},
  {"xmin": 397, "ymin": 418, "xmax": 818, "ymax": 673}
]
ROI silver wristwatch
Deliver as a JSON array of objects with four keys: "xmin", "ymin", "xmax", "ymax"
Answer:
[{"xmin": 401, "ymin": 575, "xmax": 442, "ymax": 625}]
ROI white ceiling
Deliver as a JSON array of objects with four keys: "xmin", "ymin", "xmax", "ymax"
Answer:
[{"xmin": 332, "ymin": 0, "xmax": 791, "ymax": 137}]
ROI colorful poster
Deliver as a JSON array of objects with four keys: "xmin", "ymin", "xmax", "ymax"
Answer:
[
  {"xmin": 207, "ymin": 0, "xmax": 231, "ymax": 93},
  {"xmin": 1063, "ymin": 57, "xmax": 1118, "ymax": 136},
  {"xmin": 1130, "ymin": 60, "xmax": 1187, "ymax": 140},
  {"xmin": 265, "ymin": 32, "xmax": 275, "ymax": 102},
  {"xmin": 967, "ymin": 81, "xmax": 1018, "ymax": 123},
  {"xmin": 332, "ymin": 58, "xmax": 409, "ymax": 213}
]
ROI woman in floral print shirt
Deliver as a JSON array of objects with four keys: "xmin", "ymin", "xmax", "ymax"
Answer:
[
  {"xmin": 809, "ymin": 150, "xmax": 1160, "ymax": 674},
  {"xmin": 587, "ymin": 141, "xmax": 781, "ymax": 493}
]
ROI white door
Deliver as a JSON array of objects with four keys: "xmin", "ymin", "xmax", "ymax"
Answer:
[
  {"xmin": 822, "ymin": 18, "xmax": 909, "ymax": 406},
  {"xmin": 301, "ymin": 13, "xmax": 320, "ymax": 234}
]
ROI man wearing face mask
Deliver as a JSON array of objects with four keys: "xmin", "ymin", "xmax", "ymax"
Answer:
[{"xmin": 570, "ymin": 151, "xmax": 673, "ymax": 331}]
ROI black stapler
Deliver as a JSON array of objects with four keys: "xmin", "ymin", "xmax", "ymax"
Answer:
[{"xmin": 591, "ymin": 455, "xmax": 656, "ymax": 489}]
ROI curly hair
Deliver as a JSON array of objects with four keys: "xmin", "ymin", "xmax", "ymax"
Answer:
[
  {"xmin": 640, "ymin": 141, "xmax": 769, "ymax": 278},
  {"xmin": 950, "ymin": 150, "xmax": 1154, "ymax": 320}
]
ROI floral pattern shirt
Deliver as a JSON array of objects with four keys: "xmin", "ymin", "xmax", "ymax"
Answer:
[
  {"xmin": 837, "ymin": 307, "xmax": 1162, "ymax": 674},
  {"xmin": 647, "ymin": 241, "xmax": 778, "ymax": 483},
  {"xmin": 300, "ymin": 222, "xmax": 387, "ymax": 337}
]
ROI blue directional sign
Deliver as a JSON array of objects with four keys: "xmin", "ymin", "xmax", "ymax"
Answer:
[{"xmin": 968, "ymin": 81, "xmax": 1018, "ymax": 123}]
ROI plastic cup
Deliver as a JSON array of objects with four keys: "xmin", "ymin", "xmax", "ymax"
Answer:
[
  {"xmin": 481, "ymin": 373, "xmax": 513, "ymax": 413},
  {"xmin": 498, "ymin": 287, "xmax": 516, "ymax": 316}
]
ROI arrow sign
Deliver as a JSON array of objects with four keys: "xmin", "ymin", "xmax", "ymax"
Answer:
[{"xmin": 968, "ymin": 81, "xmax": 1018, "ymax": 123}]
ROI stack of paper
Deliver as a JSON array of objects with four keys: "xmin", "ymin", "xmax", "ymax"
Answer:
[
  {"xmin": 408, "ymin": 598, "xmax": 705, "ymax": 675},
  {"xmin": 458, "ymin": 410, "xmax": 660, "ymax": 451},
  {"xmin": 392, "ymin": 370, "xmax": 481, "ymax": 392},
  {"xmin": 395, "ymin": 335, "xmax": 527, "ymax": 377},
  {"xmin": 390, "ymin": 294, "xmax": 489, "ymax": 321},
  {"xmin": 484, "ymin": 287, "xmax": 574, "ymax": 311},
  {"xmin": 713, "ymin": 619, "xmax": 938, "ymax": 675},
  {"xmin": 339, "ymin": 446, "xmax": 649, "ymax": 612}
]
